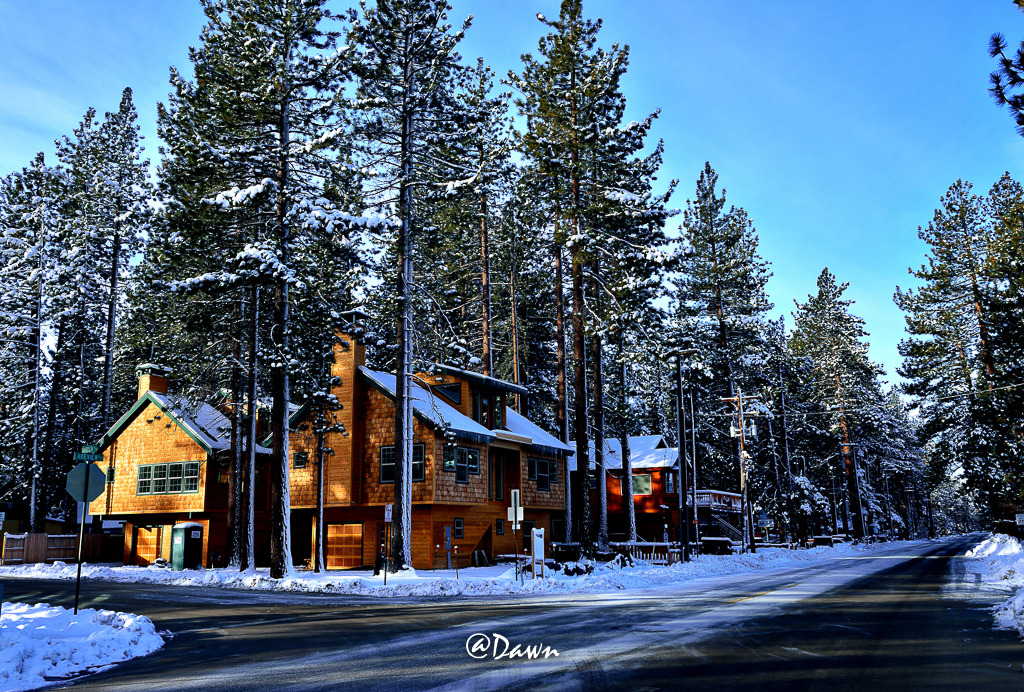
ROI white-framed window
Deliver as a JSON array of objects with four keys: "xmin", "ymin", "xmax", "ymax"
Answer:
[
  {"xmin": 633, "ymin": 474, "xmax": 653, "ymax": 496},
  {"xmin": 137, "ymin": 462, "xmax": 200, "ymax": 495}
]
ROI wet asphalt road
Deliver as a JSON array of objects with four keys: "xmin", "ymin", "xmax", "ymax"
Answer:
[{"xmin": 3, "ymin": 534, "xmax": 1022, "ymax": 691}]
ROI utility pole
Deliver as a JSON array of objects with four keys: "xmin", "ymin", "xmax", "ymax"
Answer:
[
  {"xmin": 721, "ymin": 388, "xmax": 759, "ymax": 554},
  {"xmin": 689, "ymin": 384, "xmax": 700, "ymax": 553}
]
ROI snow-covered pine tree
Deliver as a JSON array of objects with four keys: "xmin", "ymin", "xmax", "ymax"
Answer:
[
  {"xmin": 672, "ymin": 163, "xmax": 773, "ymax": 494},
  {"xmin": 0, "ymin": 156, "xmax": 67, "ymax": 529},
  {"xmin": 145, "ymin": 0, "xmax": 353, "ymax": 577},
  {"xmin": 894, "ymin": 179, "xmax": 1010, "ymax": 517},
  {"xmin": 791, "ymin": 268, "xmax": 883, "ymax": 539},
  {"xmin": 347, "ymin": 0, "xmax": 471, "ymax": 570},
  {"xmin": 511, "ymin": 0, "xmax": 671, "ymax": 551}
]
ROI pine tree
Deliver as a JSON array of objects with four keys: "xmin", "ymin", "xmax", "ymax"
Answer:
[
  {"xmin": 347, "ymin": 0, "xmax": 471, "ymax": 570},
  {"xmin": 672, "ymin": 163, "xmax": 773, "ymax": 496},
  {"xmin": 511, "ymin": 0, "xmax": 674, "ymax": 550},
  {"xmin": 144, "ymin": 0, "xmax": 353, "ymax": 577},
  {"xmin": 791, "ymin": 268, "xmax": 883, "ymax": 539},
  {"xmin": 0, "ymin": 156, "xmax": 67, "ymax": 528}
]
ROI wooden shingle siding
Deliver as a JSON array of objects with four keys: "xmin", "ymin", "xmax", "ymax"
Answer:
[
  {"xmin": 520, "ymin": 453, "xmax": 566, "ymax": 510},
  {"xmin": 361, "ymin": 387, "xmax": 436, "ymax": 505},
  {"xmin": 90, "ymin": 401, "xmax": 208, "ymax": 517}
]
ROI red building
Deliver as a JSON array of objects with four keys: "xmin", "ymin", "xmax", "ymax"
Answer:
[{"xmin": 570, "ymin": 436, "xmax": 745, "ymax": 546}]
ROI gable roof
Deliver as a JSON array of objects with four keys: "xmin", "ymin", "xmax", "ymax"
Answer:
[
  {"xmin": 97, "ymin": 391, "xmax": 272, "ymax": 456},
  {"xmin": 567, "ymin": 435, "xmax": 678, "ymax": 472},
  {"xmin": 358, "ymin": 367, "xmax": 573, "ymax": 455}
]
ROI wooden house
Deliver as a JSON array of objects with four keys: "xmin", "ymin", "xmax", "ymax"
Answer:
[
  {"xmin": 88, "ymin": 365, "xmax": 273, "ymax": 567},
  {"xmin": 286, "ymin": 331, "xmax": 574, "ymax": 570},
  {"xmin": 570, "ymin": 435, "xmax": 683, "ymax": 542},
  {"xmin": 570, "ymin": 438, "xmax": 747, "ymax": 546}
]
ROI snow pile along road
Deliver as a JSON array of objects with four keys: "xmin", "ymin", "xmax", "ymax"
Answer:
[
  {"xmin": 0, "ymin": 601, "xmax": 163, "ymax": 692},
  {"xmin": 964, "ymin": 533, "xmax": 1024, "ymax": 633},
  {"xmin": 0, "ymin": 540, "xmax": 929, "ymax": 599}
]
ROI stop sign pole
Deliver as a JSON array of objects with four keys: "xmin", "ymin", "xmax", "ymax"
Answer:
[{"xmin": 67, "ymin": 446, "xmax": 105, "ymax": 614}]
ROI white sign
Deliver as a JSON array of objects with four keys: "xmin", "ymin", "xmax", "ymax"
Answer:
[
  {"xmin": 531, "ymin": 528, "xmax": 545, "ymax": 578},
  {"xmin": 507, "ymin": 490, "xmax": 523, "ymax": 529},
  {"xmin": 0, "ymin": 511, "xmax": 5, "ymax": 525},
  {"xmin": 384, "ymin": 503, "xmax": 393, "ymax": 523},
  {"xmin": 1016, "ymin": 513, "xmax": 1024, "ymax": 526}
]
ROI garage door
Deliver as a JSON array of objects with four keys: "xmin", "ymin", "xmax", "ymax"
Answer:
[
  {"xmin": 134, "ymin": 526, "xmax": 162, "ymax": 566},
  {"xmin": 326, "ymin": 523, "xmax": 363, "ymax": 569}
]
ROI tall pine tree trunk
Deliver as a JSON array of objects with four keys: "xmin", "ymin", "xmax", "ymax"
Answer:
[
  {"xmin": 228, "ymin": 290, "xmax": 244, "ymax": 568},
  {"xmin": 591, "ymin": 266, "xmax": 607, "ymax": 548},
  {"xmin": 618, "ymin": 329, "xmax": 636, "ymax": 542},
  {"xmin": 391, "ymin": 29, "xmax": 415, "ymax": 571},
  {"xmin": 509, "ymin": 259, "xmax": 521, "ymax": 410},
  {"xmin": 571, "ymin": 245, "xmax": 591, "ymax": 552},
  {"xmin": 28, "ymin": 259, "xmax": 43, "ymax": 532},
  {"xmin": 480, "ymin": 183, "xmax": 492, "ymax": 378},
  {"xmin": 270, "ymin": 63, "xmax": 294, "ymax": 579},
  {"xmin": 554, "ymin": 242, "xmax": 571, "ymax": 542},
  {"xmin": 100, "ymin": 222, "xmax": 121, "ymax": 428},
  {"xmin": 241, "ymin": 285, "xmax": 259, "ymax": 572}
]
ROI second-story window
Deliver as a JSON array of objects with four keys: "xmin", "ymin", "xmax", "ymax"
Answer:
[
  {"xmin": 380, "ymin": 444, "xmax": 425, "ymax": 484},
  {"xmin": 633, "ymin": 473, "xmax": 653, "ymax": 496},
  {"xmin": 444, "ymin": 444, "xmax": 478, "ymax": 483},
  {"xmin": 472, "ymin": 391, "xmax": 490, "ymax": 428}
]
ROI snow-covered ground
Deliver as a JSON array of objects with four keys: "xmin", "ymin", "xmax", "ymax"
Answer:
[
  {"xmin": 0, "ymin": 540, "xmax": 930, "ymax": 599},
  {"xmin": 963, "ymin": 532, "xmax": 1024, "ymax": 634},
  {"xmin": 0, "ymin": 602, "xmax": 163, "ymax": 692}
]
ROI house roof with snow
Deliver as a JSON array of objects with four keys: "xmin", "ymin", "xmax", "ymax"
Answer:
[
  {"xmin": 360, "ymin": 367, "xmax": 497, "ymax": 444},
  {"xmin": 567, "ymin": 434, "xmax": 678, "ymax": 472},
  {"xmin": 97, "ymin": 391, "xmax": 272, "ymax": 456},
  {"xmin": 435, "ymin": 364, "xmax": 529, "ymax": 396},
  {"xmin": 358, "ymin": 366, "xmax": 573, "ymax": 454},
  {"xmin": 504, "ymin": 409, "xmax": 574, "ymax": 457}
]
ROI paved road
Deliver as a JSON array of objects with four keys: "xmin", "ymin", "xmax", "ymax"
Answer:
[{"xmin": 3, "ymin": 535, "xmax": 1021, "ymax": 691}]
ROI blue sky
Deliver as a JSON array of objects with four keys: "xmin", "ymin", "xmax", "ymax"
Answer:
[{"xmin": 2, "ymin": 1, "xmax": 1022, "ymax": 385}]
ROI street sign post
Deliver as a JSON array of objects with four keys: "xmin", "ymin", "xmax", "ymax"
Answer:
[
  {"xmin": 383, "ymin": 503, "xmax": 393, "ymax": 585},
  {"xmin": 1016, "ymin": 514, "xmax": 1024, "ymax": 527},
  {"xmin": 445, "ymin": 526, "xmax": 452, "ymax": 569},
  {"xmin": 66, "ymin": 456, "xmax": 106, "ymax": 614},
  {"xmin": 508, "ymin": 490, "xmax": 524, "ymax": 583}
]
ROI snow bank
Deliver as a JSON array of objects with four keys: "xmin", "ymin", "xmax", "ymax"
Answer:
[
  {"xmin": 0, "ymin": 601, "xmax": 163, "ymax": 691},
  {"xmin": 0, "ymin": 542, "xmax": 920, "ymax": 600},
  {"xmin": 963, "ymin": 533, "xmax": 1024, "ymax": 633}
]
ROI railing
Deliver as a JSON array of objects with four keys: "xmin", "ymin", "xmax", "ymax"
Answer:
[
  {"xmin": 609, "ymin": 542, "xmax": 678, "ymax": 565},
  {"xmin": 711, "ymin": 515, "xmax": 743, "ymax": 543}
]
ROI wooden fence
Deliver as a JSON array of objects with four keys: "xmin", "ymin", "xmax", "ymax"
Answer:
[{"xmin": 1, "ymin": 533, "xmax": 121, "ymax": 565}]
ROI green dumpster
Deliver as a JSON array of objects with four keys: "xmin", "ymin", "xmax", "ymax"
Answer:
[{"xmin": 171, "ymin": 522, "xmax": 204, "ymax": 571}]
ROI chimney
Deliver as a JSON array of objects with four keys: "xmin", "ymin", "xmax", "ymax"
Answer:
[{"xmin": 137, "ymin": 364, "xmax": 171, "ymax": 399}]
